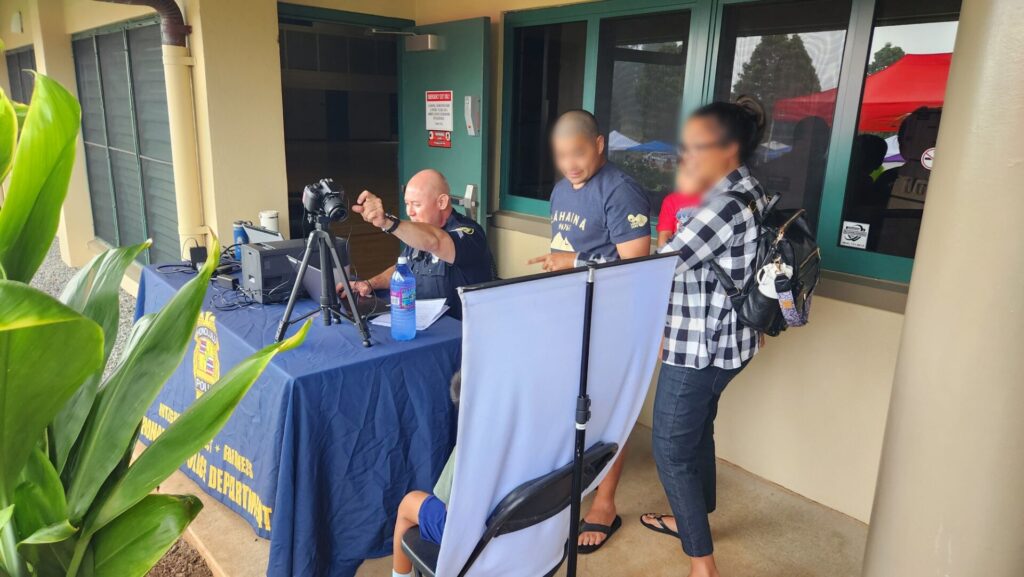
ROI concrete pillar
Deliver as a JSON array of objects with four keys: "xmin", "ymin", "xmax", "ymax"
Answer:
[
  {"xmin": 27, "ymin": 0, "xmax": 96, "ymax": 267},
  {"xmin": 862, "ymin": 0, "xmax": 1024, "ymax": 575}
]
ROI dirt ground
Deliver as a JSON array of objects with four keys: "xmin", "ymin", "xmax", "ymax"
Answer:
[{"xmin": 147, "ymin": 539, "xmax": 213, "ymax": 577}]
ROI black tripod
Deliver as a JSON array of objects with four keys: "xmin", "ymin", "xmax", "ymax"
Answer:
[
  {"xmin": 275, "ymin": 214, "xmax": 372, "ymax": 347},
  {"xmin": 566, "ymin": 263, "xmax": 596, "ymax": 577}
]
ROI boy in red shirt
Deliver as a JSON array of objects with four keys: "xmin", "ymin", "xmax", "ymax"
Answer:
[{"xmin": 657, "ymin": 162, "xmax": 706, "ymax": 247}]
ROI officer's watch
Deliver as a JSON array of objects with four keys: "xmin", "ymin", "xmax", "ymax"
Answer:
[{"xmin": 381, "ymin": 213, "xmax": 401, "ymax": 234}]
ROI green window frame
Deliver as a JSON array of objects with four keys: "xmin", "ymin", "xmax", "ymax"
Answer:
[
  {"xmin": 500, "ymin": 0, "xmax": 940, "ymax": 284},
  {"xmin": 499, "ymin": 0, "xmax": 711, "ymax": 217}
]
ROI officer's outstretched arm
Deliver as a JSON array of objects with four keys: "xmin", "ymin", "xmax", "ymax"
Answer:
[{"xmin": 391, "ymin": 221, "xmax": 457, "ymax": 264}]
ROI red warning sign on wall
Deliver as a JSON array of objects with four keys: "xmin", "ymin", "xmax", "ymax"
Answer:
[{"xmin": 428, "ymin": 130, "xmax": 451, "ymax": 148}]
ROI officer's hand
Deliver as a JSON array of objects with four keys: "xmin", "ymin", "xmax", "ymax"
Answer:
[
  {"xmin": 338, "ymin": 280, "xmax": 373, "ymax": 298},
  {"xmin": 352, "ymin": 190, "xmax": 388, "ymax": 229},
  {"xmin": 527, "ymin": 252, "xmax": 577, "ymax": 272}
]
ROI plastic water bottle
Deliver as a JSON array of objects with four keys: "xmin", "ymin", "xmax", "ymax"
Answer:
[
  {"xmin": 390, "ymin": 257, "xmax": 416, "ymax": 341},
  {"xmin": 232, "ymin": 220, "xmax": 249, "ymax": 261}
]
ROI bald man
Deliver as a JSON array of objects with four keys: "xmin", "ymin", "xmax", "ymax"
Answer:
[
  {"xmin": 530, "ymin": 110, "xmax": 651, "ymax": 554},
  {"xmin": 529, "ymin": 109, "xmax": 651, "ymax": 272},
  {"xmin": 341, "ymin": 169, "xmax": 494, "ymax": 319}
]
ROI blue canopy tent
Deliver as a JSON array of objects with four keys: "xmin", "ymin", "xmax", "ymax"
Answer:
[{"xmin": 626, "ymin": 140, "xmax": 675, "ymax": 153}]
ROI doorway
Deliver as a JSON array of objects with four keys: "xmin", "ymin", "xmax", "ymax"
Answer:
[{"xmin": 278, "ymin": 12, "xmax": 402, "ymax": 279}]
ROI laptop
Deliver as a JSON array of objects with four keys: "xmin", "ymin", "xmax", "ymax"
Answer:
[
  {"xmin": 243, "ymin": 223, "xmax": 285, "ymax": 244},
  {"xmin": 288, "ymin": 256, "xmax": 390, "ymax": 320}
]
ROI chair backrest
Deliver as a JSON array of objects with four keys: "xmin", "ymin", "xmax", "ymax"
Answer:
[{"xmin": 456, "ymin": 442, "xmax": 618, "ymax": 577}]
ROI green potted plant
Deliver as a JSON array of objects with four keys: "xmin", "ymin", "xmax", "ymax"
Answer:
[{"xmin": 0, "ymin": 74, "xmax": 308, "ymax": 577}]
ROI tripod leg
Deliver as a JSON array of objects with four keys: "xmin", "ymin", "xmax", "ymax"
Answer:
[
  {"xmin": 328, "ymin": 240, "xmax": 373, "ymax": 347},
  {"xmin": 317, "ymin": 231, "xmax": 336, "ymax": 327},
  {"xmin": 275, "ymin": 232, "xmax": 319, "ymax": 342}
]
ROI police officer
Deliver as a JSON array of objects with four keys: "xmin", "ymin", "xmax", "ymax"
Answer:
[{"xmin": 339, "ymin": 169, "xmax": 494, "ymax": 319}]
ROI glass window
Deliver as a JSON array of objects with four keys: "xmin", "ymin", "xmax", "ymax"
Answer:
[
  {"xmin": 507, "ymin": 21, "xmax": 587, "ymax": 201},
  {"xmin": 714, "ymin": 0, "xmax": 852, "ymax": 231},
  {"xmin": 595, "ymin": 11, "xmax": 690, "ymax": 215},
  {"xmin": 839, "ymin": 0, "xmax": 960, "ymax": 258},
  {"xmin": 5, "ymin": 48, "xmax": 36, "ymax": 103},
  {"xmin": 73, "ymin": 24, "xmax": 179, "ymax": 263}
]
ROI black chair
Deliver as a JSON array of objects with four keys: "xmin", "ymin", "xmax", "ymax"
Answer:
[{"xmin": 402, "ymin": 441, "xmax": 619, "ymax": 577}]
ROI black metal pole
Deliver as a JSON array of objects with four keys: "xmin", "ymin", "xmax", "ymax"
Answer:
[
  {"xmin": 567, "ymin": 264, "xmax": 596, "ymax": 577},
  {"xmin": 317, "ymin": 228, "xmax": 334, "ymax": 327}
]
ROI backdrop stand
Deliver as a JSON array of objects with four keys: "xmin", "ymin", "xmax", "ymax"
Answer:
[{"xmin": 567, "ymin": 264, "xmax": 596, "ymax": 577}]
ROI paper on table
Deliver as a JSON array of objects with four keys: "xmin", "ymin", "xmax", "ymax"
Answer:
[{"xmin": 370, "ymin": 298, "xmax": 450, "ymax": 331}]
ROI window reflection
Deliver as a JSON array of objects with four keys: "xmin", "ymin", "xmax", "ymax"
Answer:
[
  {"xmin": 840, "ymin": 0, "xmax": 959, "ymax": 258},
  {"xmin": 594, "ymin": 11, "xmax": 690, "ymax": 215},
  {"xmin": 715, "ymin": 0, "xmax": 852, "ymax": 231}
]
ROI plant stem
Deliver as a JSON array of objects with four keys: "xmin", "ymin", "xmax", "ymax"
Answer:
[
  {"xmin": 65, "ymin": 535, "xmax": 89, "ymax": 577},
  {"xmin": 0, "ymin": 510, "xmax": 27, "ymax": 577}
]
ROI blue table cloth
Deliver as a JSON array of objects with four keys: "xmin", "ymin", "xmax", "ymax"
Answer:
[{"xmin": 135, "ymin": 267, "xmax": 461, "ymax": 576}]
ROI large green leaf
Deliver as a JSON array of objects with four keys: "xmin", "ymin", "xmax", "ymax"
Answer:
[
  {"xmin": 17, "ymin": 520, "xmax": 75, "ymax": 547},
  {"xmin": 90, "ymin": 495, "xmax": 200, "ymax": 577},
  {"xmin": 0, "ymin": 505, "xmax": 11, "ymax": 531},
  {"xmin": 11, "ymin": 101, "xmax": 27, "ymax": 133},
  {"xmin": 87, "ymin": 320, "xmax": 310, "ymax": 535},
  {"xmin": 64, "ymin": 251, "xmax": 217, "ymax": 523},
  {"xmin": 0, "ymin": 504, "xmax": 12, "ymax": 573},
  {"xmin": 12, "ymin": 448, "xmax": 73, "ymax": 577},
  {"xmin": 53, "ymin": 241, "xmax": 151, "ymax": 474},
  {"xmin": 0, "ymin": 282, "xmax": 103, "ymax": 499},
  {"xmin": 0, "ymin": 75, "xmax": 81, "ymax": 283},
  {"xmin": 0, "ymin": 90, "xmax": 17, "ymax": 181},
  {"xmin": 12, "ymin": 448, "xmax": 65, "ymax": 538}
]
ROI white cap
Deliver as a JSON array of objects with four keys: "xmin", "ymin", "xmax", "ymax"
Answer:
[{"xmin": 397, "ymin": 256, "xmax": 408, "ymax": 265}]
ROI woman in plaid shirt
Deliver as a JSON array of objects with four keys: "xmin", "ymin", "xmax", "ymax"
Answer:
[{"xmin": 640, "ymin": 98, "xmax": 768, "ymax": 577}]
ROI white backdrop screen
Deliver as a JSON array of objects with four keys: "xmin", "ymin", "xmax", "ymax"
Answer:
[{"xmin": 436, "ymin": 256, "xmax": 677, "ymax": 576}]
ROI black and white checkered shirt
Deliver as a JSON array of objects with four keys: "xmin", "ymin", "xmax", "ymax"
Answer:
[{"xmin": 658, "ymin": 166, "xmax": 767, "ymax": 369}]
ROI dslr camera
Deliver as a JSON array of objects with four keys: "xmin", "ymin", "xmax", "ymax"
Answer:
[{"xmin": 302, "ymin": 178, "xmax": 347, "ymax": 222}]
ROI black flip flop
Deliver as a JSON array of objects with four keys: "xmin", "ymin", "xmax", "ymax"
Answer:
[
  {"xmin": 577, "ymin": 515, "xmax": 622, "ymax": 554},
  {"xmin": 640, "ymin": 513, "xmax": 679, "ymax": 538}
]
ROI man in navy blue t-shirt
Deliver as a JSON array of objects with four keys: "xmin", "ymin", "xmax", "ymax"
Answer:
[
  {"xmin": 529, "ymin": 110, "xmax": 651, "ymax": 272},
  {"xmin": 529, "ymin": 110, "xmax": 651, "ymax": 554}
]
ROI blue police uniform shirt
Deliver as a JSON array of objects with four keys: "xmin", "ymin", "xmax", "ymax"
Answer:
[
  {"xmin": 401, "ymin": 210, "xmax": 495, "ymax": 319},
  {"xmin": 549, "ymin": 162, "xmax": 651, "ymax": 262}
]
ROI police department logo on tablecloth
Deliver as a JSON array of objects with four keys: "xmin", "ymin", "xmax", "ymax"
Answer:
[{"xmin": 192, "ymin": 311, "xmax": 220, "ymax": 398}]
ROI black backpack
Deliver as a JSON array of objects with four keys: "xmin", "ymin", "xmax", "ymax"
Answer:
[{"xmin": 710, "ymin": 192, "xmax": 821, "ymax": 337}]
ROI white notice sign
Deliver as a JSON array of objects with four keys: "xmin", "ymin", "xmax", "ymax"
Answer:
[
  {"xmin": 425, "ymin": 90, "xmax": 454, "ymax": 131},
  {"xmin": 840, "ymin": 221, "xmax": 870, "ymax": 250}
]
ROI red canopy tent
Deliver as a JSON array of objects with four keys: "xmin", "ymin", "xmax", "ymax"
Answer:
[{"xmin": 773, "ymin": 53, "xmax": 952, "ymax": 132}]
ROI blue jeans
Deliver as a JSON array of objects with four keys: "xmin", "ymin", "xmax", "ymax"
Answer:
[{"xmin": 652, "ymin": 361, "xmax": 746, "ymax": 558}]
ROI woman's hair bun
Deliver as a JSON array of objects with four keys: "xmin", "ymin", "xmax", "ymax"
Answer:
[{"xmin": 691, "ymin": 95, "xmax": 767, "ymax": 163}]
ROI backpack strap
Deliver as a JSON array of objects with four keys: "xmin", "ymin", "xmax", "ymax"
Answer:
[
  {"xmin": 709, "ymin": 259, "xmax": 742, "ymax": 300},
  {"xmin": 708, "ymin": 190, "xmax": 761, "ymax": 299},
  {"xmin": 723, "ymin": 190, "xmax": 761, "ymax": 224}
]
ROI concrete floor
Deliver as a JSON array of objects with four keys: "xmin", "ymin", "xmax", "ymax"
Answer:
[{"xmin": 168, "ymin": 425, "xmax": 866, "ymax": 577}]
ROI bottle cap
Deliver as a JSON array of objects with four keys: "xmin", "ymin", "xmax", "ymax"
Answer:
[{"xmin": 397, "ymin": 256, "xmax": 408, "ymax": 265}]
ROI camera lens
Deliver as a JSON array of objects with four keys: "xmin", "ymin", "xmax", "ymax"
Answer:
[{"xmin": 323, "ymin": 194, "xmax": 347, "ymax": 222}]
